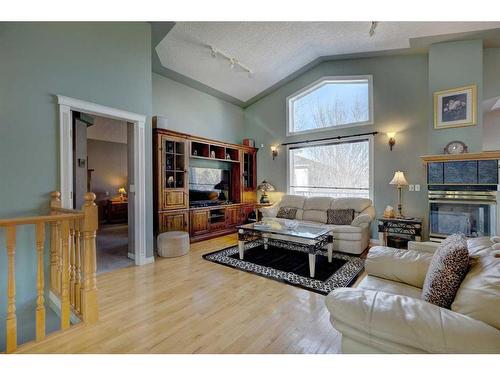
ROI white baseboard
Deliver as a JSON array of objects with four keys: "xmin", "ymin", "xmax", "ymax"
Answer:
[
  {"xmin": 137, "ymin": 256, "xmax": 155, "ymax": 265},
  {"xmin": 128, "ymin": 252, "xmax": 135, "ymax": 260}
]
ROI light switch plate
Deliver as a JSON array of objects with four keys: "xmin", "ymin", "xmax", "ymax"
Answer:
[
  {"xmin": 409, "ymin": 184, "xmax": 415, "ymax": 191},
  {"xmin": 415, "ymin": 184, "xmax": 421, "ymax": 192}
]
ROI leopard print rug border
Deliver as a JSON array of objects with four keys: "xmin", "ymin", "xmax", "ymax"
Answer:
[{"xmin": 203, "ymin": 242, "xmax": 364, "ymax": 295}]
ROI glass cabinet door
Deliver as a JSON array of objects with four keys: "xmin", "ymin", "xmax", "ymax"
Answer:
[
  {"xmin": 163, "ymin": 138, "xmax": 186, "ymax": 189},
  {"xmin": 243, "ymin": 151, "xmax": 255, "ymax": 190}
]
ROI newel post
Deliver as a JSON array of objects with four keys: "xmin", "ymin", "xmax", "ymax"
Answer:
[{"xmin": 81, "ymin": 192, "xmax": 98, "ymax": 324}]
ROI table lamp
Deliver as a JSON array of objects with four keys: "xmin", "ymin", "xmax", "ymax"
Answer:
[
  {"xmin": 257, "ymin": 180, "xmax": 275, "ymax": 204},
  {"xmin": 389, "ymin": 171, "xmax": 408, "ymax": 218},
  {"xmin": 118, "ymin": 187, "xmax": 127, "ymax": 202}
]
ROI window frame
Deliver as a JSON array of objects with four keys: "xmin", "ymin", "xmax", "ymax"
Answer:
[
  {"xmin": 286, "ymin": 75, "xmax": 374, "ymax": 136},
  {"xmin": 286, "ymin": 135, "xmax": 374, "ymax": 202}
]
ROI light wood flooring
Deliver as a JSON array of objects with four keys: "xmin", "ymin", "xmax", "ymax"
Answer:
[{"xmin": 18, "ymin": 234, "xmax": 354, "ymax": 354}]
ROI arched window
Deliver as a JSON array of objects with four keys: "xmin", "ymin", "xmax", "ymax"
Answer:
[{"xmin": 287, "ymin": 75, "xmax": 373, "ymax": 135}]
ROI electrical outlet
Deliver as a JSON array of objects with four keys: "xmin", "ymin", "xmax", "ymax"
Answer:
[
  {"xmin": 415, "ymin": 184, "xmax": 421, "ymax": 192},
  {"xmin": 409, "ymin": 184, "xmax": 415, "ymax": 191}
]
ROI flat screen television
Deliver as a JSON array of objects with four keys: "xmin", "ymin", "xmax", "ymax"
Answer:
[{"xmin": 189, "ymin": 167, "xmax": 230, "ymax": 202}]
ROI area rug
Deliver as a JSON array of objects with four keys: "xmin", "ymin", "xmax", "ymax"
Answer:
[{"xmin": 202, "ymin": 241, "xmax": 364, "ymax": 295}]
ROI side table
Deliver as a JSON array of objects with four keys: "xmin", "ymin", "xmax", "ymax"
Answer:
[{"xmin": 378, "ymin": 217, "xmax": 422, "ymax": 249}]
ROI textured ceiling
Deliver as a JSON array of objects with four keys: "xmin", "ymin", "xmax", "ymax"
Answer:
[
  {"xmin": 156, "ymin": 22, "xmax": 500, "ymax": 103},
  {"xmin": 87, "ymin": 115, "xmax": 128, "ymax": 144}
]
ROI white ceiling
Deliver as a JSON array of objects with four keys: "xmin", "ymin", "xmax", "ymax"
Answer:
[
  {"xmin": 87, "ymin": 115, "xmax": 128, "ymax": 144},
  {"xmin": 156, "ymin": 22, "xmax": 500, "ymax": 103}
]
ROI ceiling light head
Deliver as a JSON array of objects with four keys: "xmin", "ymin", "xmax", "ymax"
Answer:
[
  {"xmin": 229, "ymin": 58, "xmax": 236, "ymax": 69},
  {"xmin": 369, "ymin": 21, "xmax": 379, "ymax": 37},
  {"xmin": 210, "ymin": 46, "xmax": 217, "ymax": 58}
]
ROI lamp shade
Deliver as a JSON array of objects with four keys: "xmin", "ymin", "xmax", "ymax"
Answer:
[
  {"xmin": 118, "ymin": 187, "xmax": 127, "ymax": 194},
  {"xmin": 389, "ymin": 171, "xmax": 408, "ymax": 186},
  {"xmin": 257, "ymin": 180, "xmax": 275, "ymax": 192}
]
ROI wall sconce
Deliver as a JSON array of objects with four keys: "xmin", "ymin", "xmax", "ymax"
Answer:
[
  {"xmin": 387, "ymin": 132, "xmax": 396, "ymax": 151},
  {"xmin": 270, "ymin": 145, "xmax": 279, "ymax": 160}
]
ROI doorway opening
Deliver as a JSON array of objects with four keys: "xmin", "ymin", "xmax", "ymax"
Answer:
[
  {"xmin": 73, "ymin": 112, "xmax": 134, "ymax": 274},
  {"xmin": 57, "ymin": 95, "xmax": 149, "ymax": 266}
]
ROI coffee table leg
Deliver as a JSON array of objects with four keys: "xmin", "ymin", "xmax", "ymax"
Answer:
[
  {"xmin": 238, "ymin": 229, "xmax": 245, "ymax": 260},
  {"xmin": 263, "ymin": 237, "xmax": 269, "ymax": 250},
  {"xmin": 308, "ymin": 254, "xmax": 316, "ymax": 278},
  {"xmin": 327, "ymin": 235, "xmax": 333, "ymax": 263}
]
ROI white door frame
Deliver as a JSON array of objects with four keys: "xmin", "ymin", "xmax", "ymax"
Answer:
[{"xmin": 57, "ymin": 95, "xmax": 152, "ymax": 266}]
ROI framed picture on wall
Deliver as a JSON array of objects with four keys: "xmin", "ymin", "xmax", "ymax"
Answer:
[{"xmin": 434, "ymin": 85, "xmax": 477, "ymax": 129}]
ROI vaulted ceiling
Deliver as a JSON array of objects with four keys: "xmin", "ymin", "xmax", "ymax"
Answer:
[{"xmin": 153, "ymin": 22, "xmax": 500, "ymax": 107}]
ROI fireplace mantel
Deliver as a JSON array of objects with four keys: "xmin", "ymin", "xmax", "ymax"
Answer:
[{"xmin": 421, "ymin": 151, "xmax": 500, "ymax": 164}]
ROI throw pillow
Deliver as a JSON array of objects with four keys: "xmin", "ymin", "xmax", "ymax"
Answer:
[
  {"xmin": 326, "ymin": 209, "xmax": 354, "ymax": 225},
  {"xmin": 276, "ymin": 207, "xmax": 297, "ymax": 220},
  {"xmin": 421, "ymin": 233, "xmax": 470, "ymax": 309}
]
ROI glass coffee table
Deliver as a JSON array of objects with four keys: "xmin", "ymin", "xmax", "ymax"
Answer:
[{"xmin": 237, "ymin": 219, "xmax": 334, "ymax": 278}]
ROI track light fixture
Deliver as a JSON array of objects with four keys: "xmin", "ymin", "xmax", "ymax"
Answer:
[{"xmin": 209, "ymin": 45, "xmax": 253, "ymax": 78}]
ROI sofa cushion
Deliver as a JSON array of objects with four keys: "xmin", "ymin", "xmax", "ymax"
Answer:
[
  {"xmin": 276, "ymin": 207, "xmax": 297, "ymax": 220},
  {"xmin": 326, "ymin": 209, "xmax": 354, "ymax": 225},
  {"xmin": 421, "ymin": 233, "xmax": 469, "ymax": 309},
  {"xmin": 366, "ymin": 247, "xmax": 433, "ymax": 289},
  {"xmin": 358, "ymin": 275, "xmax": 423, "ymax": 299},
  {"xmin": 452, "ymin": 246, "xmax": 500, "ymax": 329},
  {"xmin": 303, "ymin": 196, "xmax": 333, "ymax": 210},
  {"xmin": 302, "ymin": 210, "xmax": 327, "ymax": 223},
  {"xmin": 330, "ymin": 198, "xmax": 372, "ymax": 213},
  {"xmin": 279, "ymin": 195, "xmax": 306, "ymax": 209}
]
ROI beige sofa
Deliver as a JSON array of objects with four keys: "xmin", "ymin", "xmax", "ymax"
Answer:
[
  {"xmin": 325, "ymin": 237, "xmax": 500, "ymax": 353},
  {"xmin": 260, "ymin": 195, "xmax": 375, "ymax": 255}
]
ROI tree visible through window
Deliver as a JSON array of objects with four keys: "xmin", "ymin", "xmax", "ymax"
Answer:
[
  {"xmin": 288, "ymin": 140, "xmax": 370, "ymax": 198},
  {"xmin": 288, "ymin": 76, "xmax": 372, "ymax": 134}
]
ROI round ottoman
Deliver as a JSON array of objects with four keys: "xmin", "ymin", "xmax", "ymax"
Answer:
[{"xmin": 157, "ymin": 231, "xmax": 190, "ymax": 258}]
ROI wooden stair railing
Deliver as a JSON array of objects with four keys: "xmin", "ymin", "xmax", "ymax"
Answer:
[{"xmin": 0, "ymin": 191, "xmax": 98, "ymax": 353}]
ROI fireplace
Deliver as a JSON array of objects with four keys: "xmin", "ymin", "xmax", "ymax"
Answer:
[{"xmin": 428, "ymin": 189, "xmax": 498, "ymax": 240}]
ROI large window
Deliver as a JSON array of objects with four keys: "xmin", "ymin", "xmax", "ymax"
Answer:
[
  {"xmin": 288, "ymin": 139, "xmax": 371, "ymax": 199},
  {"xmin": 287, "ymin": 76, "xmax": 373, "ymax": 135}
]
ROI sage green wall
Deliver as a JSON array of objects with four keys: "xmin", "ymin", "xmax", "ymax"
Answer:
[
  {"xmin": 0, "ymin": 22, "xmax": 153, "ymax": 349},
  {"xmin": 244, "ymin": 54, "xmax": 430, "ymax": 238},
  {"xmin": 428, "ymin": 40, "xmax": 483, "ymax": 154},
  {"xmin": 483, "ymin": 48, "xmax": 500, "ymax": 150},
  {"xmin": 152, "ymin": 73, "xmax": 245, "ymax": 144}
]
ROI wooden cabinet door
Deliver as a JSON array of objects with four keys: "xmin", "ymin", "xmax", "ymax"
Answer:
[
  {"xmin": 160, "ymin": 211, "xmax": 188, "ymax": 233},
  {"xmin": 190, "ymin": 210, "xmax": 210, "ymax": 236},
  {"xmin": 163, "ymin": 190, "xmax": 186, "ymax": 210},
  {"xmin": 160, "ymin": 134, "xmax": 188, "ymax": 209},
  {"xmin": 226, "ymin": 206, "xmax": 241, "ymax": 227}
]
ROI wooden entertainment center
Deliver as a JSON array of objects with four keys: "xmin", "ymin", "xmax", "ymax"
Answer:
[{"xmin": 153, "ymin": 116, "xmax": 258, "ymax": 242}]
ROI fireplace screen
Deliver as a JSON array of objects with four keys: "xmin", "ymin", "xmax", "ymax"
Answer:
[{"xmin": 430, "ymin": 201, "xmax": 492, "ymax": 238}]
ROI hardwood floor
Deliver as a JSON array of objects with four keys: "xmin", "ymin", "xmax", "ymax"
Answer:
[{"xmin": 18, "ymin": 234, "xmax": 350, "ymax": 354}]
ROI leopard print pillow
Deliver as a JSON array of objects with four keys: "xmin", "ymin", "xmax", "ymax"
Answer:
[
  {"xmin": 421, "ymin": 233, "xmax": 469, "ymax": 309},
  {"xmin": 276, "ymin": 207, "xmax": 297, "ymax": 220},
  {"xmin": 326, "ymin": 209, "xmax": 354, "ymax": 225}
]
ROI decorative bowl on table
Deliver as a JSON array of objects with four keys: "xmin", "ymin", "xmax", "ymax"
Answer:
[{"xmin": 283, "ymin": 219, "xmax": 299, "ymax": 230}]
